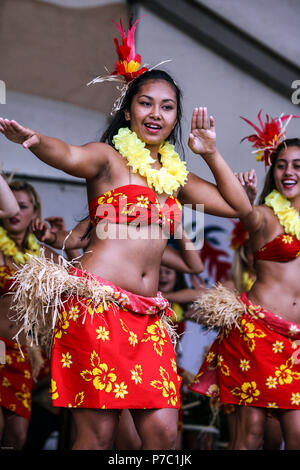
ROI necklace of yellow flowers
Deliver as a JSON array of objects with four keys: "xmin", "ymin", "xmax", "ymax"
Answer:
[
  {"xmin": 0, "ymin": 226, "xmax": 40, "ymax": 265},
  {"xmin": 112, "ymin": 127, "xmax": 189, "ymax": 195},
  {"xmin": 265, "ymin": 189, "xmax": 300, "ymax": 240}
]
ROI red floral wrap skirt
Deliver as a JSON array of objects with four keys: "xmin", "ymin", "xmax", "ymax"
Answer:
[
  {"xmin": 0, "ymin": 336, "xmax": 33, "ymax": 419},
  {"xmin": 189, "ymin": 293, "xmax": 300, "ymax": 410},
  {"xmin": 51, "ymin": 268, "xmax": 181, "ymax": 410}
]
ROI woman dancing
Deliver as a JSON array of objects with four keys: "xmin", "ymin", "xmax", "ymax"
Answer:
[
  {"xmin": 190, "ymin": 112, "xmax": 300, "ymax": 450},
  {"xmin": 0, "ymin": 180, "xmax": 56, "ymax": 449},
  {"xmin": 0, "ymin": 20, "xmax": 251, "ymax": 450}
]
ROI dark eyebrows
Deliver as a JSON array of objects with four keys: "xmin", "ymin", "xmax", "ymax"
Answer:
[
  {"xmin": 139, "ymin": 94, "xmax": 176, "ymax": 104},
  {"xmin": 276, "ymin": 158, "xmax": 300, "ymax": 163}
]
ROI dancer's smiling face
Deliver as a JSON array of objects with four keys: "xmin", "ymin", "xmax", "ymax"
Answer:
[
  {"xmin": 125, "ymin": 79, "xmax": 178, "ymax": 150},
  {"xmin": 273, "ymin": 146, "xmax": 300, "ymax": 199}
]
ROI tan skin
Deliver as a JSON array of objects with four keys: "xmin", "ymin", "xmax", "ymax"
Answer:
[
  {"xmin": 232, "ymin": 147, "xmax": 300, "ymax": 450},
  {"xmin": 0, "ymin": 175, "xmax": 19, "ymax": 219},
  {"xmin": 32, "ymin": 217, "xmax": 204, "ymax": 274},
  {"xmin": 0, "ymin": 79, "xmax": 251, "ymax": 450},
  {"xmin": 0, "ymin": 190, "xmax": 57, "ymax": 450}
]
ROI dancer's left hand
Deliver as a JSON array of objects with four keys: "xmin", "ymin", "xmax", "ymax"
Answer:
[{"xmin": 188, "ymin": 107, "xmax": 216, "ymax": 157}]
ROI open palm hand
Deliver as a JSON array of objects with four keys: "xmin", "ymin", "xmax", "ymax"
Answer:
[
  {"xmin": 0, "ymin": 118, "xmax": 40, "ymax": 148},
  {"xmin": 188, "ymin": 107, "xmax": 216, "ymax": 157}
]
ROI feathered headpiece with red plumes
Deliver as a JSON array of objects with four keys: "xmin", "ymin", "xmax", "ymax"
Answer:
[
  {"xmin": 240, "ymin": 110, "xmax": 299, "ymax": 166},
  {"xmin": 87, "ymin": 16, "xmax": 171, "ymax": 114},
  {"xmin": 87, "ymin": 16, "xmax": 148, "ymax": 113},
  {"xmin": 230, "ymin": 220, "xmax": 248, "ymax": 251},
  {"xmin": 111, "ymin": 17, "xmax": 149, "ymax": 83}
]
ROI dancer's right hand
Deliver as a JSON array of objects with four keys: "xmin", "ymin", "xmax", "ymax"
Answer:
[
  {"xmin": 235, "ymin": 169, "xmax": 257, "ymax": 205},
  {"xmin": 0, "ymin": 118, "xmax": 40, "ymax": 149},
  {"xmin": 32, "ymin": 218, "xmax": 55, "ymax": 244}
]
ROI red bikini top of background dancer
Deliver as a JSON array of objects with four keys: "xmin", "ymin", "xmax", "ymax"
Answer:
[
  {"xmin": 89, "ymin": 184, "xmax": 182, "ymax": 236},
  {"xmin": 253, "ymin": 233, "xmax": 300, "ymax": 263}
]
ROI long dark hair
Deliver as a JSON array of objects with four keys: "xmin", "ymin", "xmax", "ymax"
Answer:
[
  {"xmin": 258, "ymin": 138, "xmax": 300, "ymax": 204},
  {"xmin": 101, "ymin": 69, "xmax": 185, "ymax": 157}
]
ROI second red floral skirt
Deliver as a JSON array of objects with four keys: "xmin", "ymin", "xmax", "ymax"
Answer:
[
  {"xmin": 189, "ymin": 293, "xmax": 300, "ymax": 410},
  {"xmin": 0, "ymin": 336, "xmax": 33, "ymax": 419},
  {"xmin": 51, "ymin": 267, "xmax": 181, "ymax": 410}
]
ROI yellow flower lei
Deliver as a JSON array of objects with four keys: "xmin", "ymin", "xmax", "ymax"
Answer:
[
  {"xmin": 112, "ymin": 127, "xmax": 188, "ymax": 195},
  {"xmin": 0, "ymin": 226, "xmax": 40, "ymax": 265},
  {"xmin": 265, "ymin": 190, "xmax": 300, "ymax": 240}
]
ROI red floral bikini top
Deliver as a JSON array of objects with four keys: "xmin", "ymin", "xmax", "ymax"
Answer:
[
  {"xmin": 253, "ymin": 234, "xmax": 300, "ymax": 263},
  {"xmin": 88, "ymin": 184, "xmax": 182, "ymax": 236},
  {"xmin": 0, "ymin": 265, "xmax": 16, "ymax": 295}
]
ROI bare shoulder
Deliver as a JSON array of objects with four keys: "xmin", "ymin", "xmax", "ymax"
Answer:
[{"xmin": 79, "ymin": 141, "xmax": 115, "ymax": 160}]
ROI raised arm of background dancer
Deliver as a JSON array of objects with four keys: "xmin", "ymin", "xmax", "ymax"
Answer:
[
  {"xmin": 235, "ymin": 169, "xmax": 265, "ymax": 234},
  {"xmin": 0, "ymin": 175, "xmax": 18, "ymax": 218},
  {"xmin": 161, "ymin": 229, "xmax": 204, "ymax": 274},
  {"xmin": 0, "ymin": 118, "xmax": 109, "ymax": 179},
  {"xmin": 179, "ymin": 107, "xmax": 252, "ymax": 218},
  {"xmin": 164, "ymin": 275, "xmax": 208, "ymax": 304},
  {"xmin": 32, "ymin": 218, "xmax": 90, "ymax": 250},
  {"xmin": 44, "ymin": 216, "xmax": 82, "ymax": 260}
]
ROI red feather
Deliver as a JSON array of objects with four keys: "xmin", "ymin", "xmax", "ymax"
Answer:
[{"xmin": 241, "ymin": 110, "xmax": 300, "ymax": 166}]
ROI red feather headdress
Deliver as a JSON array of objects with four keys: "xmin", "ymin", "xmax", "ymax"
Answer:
[
  {"xmin": 87, "ymin": 16, "xmax": 170, "ymax": 114},
  {"xmin": 230, "ymin": 220, "xmax": 248, "ymax": 251},
  {"xmin": 240, "ymin": 110, "xmax": 299, "ymax": 166}
]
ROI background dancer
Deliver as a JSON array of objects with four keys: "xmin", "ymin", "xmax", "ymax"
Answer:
[
  {"xmin": 190, "ymin": 112, "xmax": 300, "ymax": 450},
  {"xmin": 0, "ymin": 180, "xmax": 56, "ymax": 449}
]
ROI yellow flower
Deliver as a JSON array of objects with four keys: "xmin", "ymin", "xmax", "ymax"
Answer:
[
  {"xmin": 240, "ymin": 359, "xmax": 251, "ymax": 372},
  {"xmin": 231, "ymin": 381, "xmax": 260, "ymax": 405},
  {"xmin": 128, "ymin": 331, "xmax": 138, "ymax": 347},
  {"xmin": 150, "ymin": 367, "xmax": 178, "ymax": 406},
  {"xmin": 15, "ymin": 383, "xmax": 31, "ymax": 410},
  {"xmin": 291, "ymin": 393, "xmax": 300, "ymax": 406},
  {"xmin": 267, "ymin": 402, "xmax": 278, "ymax": 408},
  {"xmin": 239, "ymin": 318, "xmax": 266, "ymax": 351},
  {"xmin": 0, "ymin": 227, "xmax": 40, "ymax": 265},
  {"xmin": 68, "ymin": 392, "xmax": 85, "ymax": 408},
  {"xmin": 136, "ymin": 195, "xmax": 149, "ymax": 208},
  {"xmin": 2, "ymin": 377, "xmax": 11, "ymax": 387},
  {"xmin": 266, "ymin": 376, "xmax": 277, "ymax": 389},
  {"xmin": 274, "ymin": 358, "xmax": 300, "ymax": 385},
  {"xmin": 112, "ymin": 128, "xmax": 188, "ymax": 195},
  {"xmin": 141, "ymin": 321, "xmax": 167, "ymax": 356},
  {"xmin": 114, "ymin": 382, "xmax": 128, "ymax": 399},
  {"xmin": 206, "ymin": 352, "xmax": 216, "ymax": 363},
  {"xmin": 50, "ymin": 379, "xmax": 59, "ymax": 400},
  {"xmin": 68, "ymin": 306, "xmax": 80, "ymax": 321},
  {"xmin": 265, "ymin": 190, "xmax": 300, "ymax": 240},
  {"xmin": 80, "ymin": 351, "xmax": 117, "ymax": 392},
  {"xmin": 24, "ymin": 370, "xmax": 31, "ymax": 380},
  {"xmin": 131, "ymin": 365, "xmax": 143, "ymax": 385},
  {"xmin": 272, "ymin": 341, "xmax": 284, "ymax": 354},
  {"xmin": 54, "ymin": 311, "xmax": 70, "ymax": 339},
  {"xmin": 61, "ymin": 352, "xmax": 73, "ymax": 368},
  {"xmin": 171, "ymin": 358, "xmax": 177, "ymax": 373},
  {"xmin": 96, "ymin": 326, "xmax": 110, "ymax": 342}
]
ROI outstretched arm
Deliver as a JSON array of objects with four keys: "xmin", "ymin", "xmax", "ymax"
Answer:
[
  {"xmin": 0, "ymin": 175, "xmax": 18, "ymax": 218},
  {"xmin": 0, "ymin": 118, "xmax": 110, "ymax": 179},
  {"xmin": 179, "ymin": 108, "xmax": 252, "ymax": 218}
]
